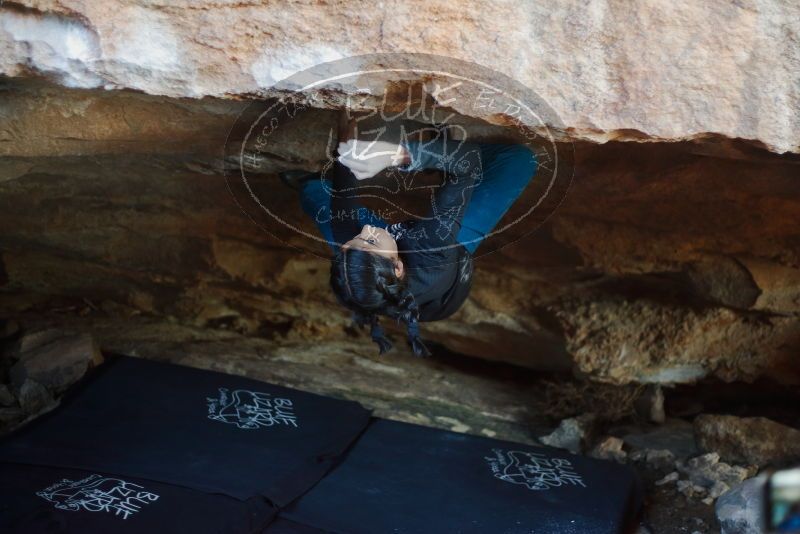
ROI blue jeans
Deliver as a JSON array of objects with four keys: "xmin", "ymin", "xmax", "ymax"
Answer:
[{"xmin": 300, "ymin": 143, "xmax": 537, "ymax": 255}]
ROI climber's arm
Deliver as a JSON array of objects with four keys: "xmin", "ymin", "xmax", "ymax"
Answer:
[
  {"xmin": 328, "ymin": 160, "xmax": 368, "ymax": 245},
  {"xmin": 397, "ymin": 138, "xmax": 483, "ymax": 246}
]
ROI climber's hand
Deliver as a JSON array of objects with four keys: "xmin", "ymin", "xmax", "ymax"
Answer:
[{"xmin": 337, "ymin": 139, "xmax": 406, "ymax": 180}]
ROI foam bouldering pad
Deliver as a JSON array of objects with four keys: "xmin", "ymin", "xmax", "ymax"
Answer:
[
  {"xmin": 262, "ymin": 518, "xmax": 330, "ymax": 533},
  {"xmin": 281, "ymin": 419, "xmax": 643, "ymax": 534},
  {"xmin": 0, "ymin": 463, "xmax": 276, "ymax": 533},
  {"xmin": 0, "ymin": 355, "xmax": 371, "ymax": 506}
]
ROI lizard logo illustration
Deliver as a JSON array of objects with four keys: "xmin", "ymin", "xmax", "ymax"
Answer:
[
  {"xmin": 485, "ymin": 449, "xmax": 587, "ymax": 491},
  {"xmin": 36, "ymin": 474, "xmax": 159, "ymax": 520},
  {"xmin": 206, "ymin": 387, "xmax": 298, "ymax": 430}
]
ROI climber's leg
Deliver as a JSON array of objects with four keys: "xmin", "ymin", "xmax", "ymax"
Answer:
[
  {"xmin": 456, "ymin": 143, "xmax": 538, "ymax": 255},
  {"xmin": 299, "ymin": 177, "xmax": 388, "ymax": 254}
]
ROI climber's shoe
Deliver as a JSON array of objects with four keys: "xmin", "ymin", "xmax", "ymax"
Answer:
[{"xmin": 279, "ymin": 169, "xmax": 319, "ymax": 190}]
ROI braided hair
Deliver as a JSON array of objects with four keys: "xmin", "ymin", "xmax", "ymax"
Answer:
[{"xmin": 330, "ymin": 247, "xmax": 430, "ymax": 356}]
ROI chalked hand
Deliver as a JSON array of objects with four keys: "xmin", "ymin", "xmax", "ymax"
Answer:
[{"xmin": 337, "ymin": 139, "xmax": 408, "ymax": 180}]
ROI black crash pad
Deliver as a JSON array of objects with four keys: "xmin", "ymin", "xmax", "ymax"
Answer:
[
  {"xmin": 262, "ymin": 518, "xmax": 329, "ymax": 533},
  {"xmin": 281, "ymin": 419, "xmax": 643, "ymax": 534},
  {"xmin": 0, "ymin": 355, "xmax": 371, "ymax": 506},
  {"xmin": 0, "ymin": 463, "xmax": 276, "ymax": 533}
]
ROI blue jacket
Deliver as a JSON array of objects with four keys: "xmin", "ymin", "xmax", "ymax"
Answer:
[{"xmin": 331, "ymin": 137, "xmax": 482, "ymax": 321}]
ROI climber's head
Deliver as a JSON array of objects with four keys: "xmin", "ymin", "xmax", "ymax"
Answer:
[
  {"xmin": 341, "ymin": 224, "xmax": 404, "ymax": 278},
  {"xmin": 330, "ymin": 225, "xmax": 430, "ymax": 357}
]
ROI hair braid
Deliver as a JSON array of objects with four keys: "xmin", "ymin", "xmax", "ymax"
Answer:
[
  {"xmin": 330, "ymin": 248, "xmax": 430, "ymax": 357},
  {"xmin": 376, "ymin": 277, "xmax": 431, "ymax": 357}
]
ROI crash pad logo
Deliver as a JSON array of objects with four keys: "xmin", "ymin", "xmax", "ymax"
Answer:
[
  {"xmin": 485, "ymin": 449, "xmax": 586, "ymax": 491},
  {"xmin": 36, "ymin": 474, "xmax": 159, "ymax": 520},
  {"xmin": 207, "ymin": 387, "xmax": 298, "ymax": 430}
]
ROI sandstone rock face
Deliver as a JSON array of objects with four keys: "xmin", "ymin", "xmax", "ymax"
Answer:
[
  {"xmin": 1, "ymin": 0, "xmax": 798, "ymax": 153},
  {"xmin": 0, "ymin": 2, "xmax": 799, "ymax": 387},
  {"xmin": 694, "ymin": 414, "xmax": 800, "ymax": 467},
  {"xmin": 555, "ymin": 296, "xmax": 799, "ymax": 384},
  {"xmin": 634, "ymin": 385, "xmax": 665, "ymax": 424},
  {"xmin": 674, "ymin": 452, "xmax": 754, "ymax": 504},
  {"xmin": 539, "ymin": 414, "xmax": 598, "ymax": 454},
  {"xmin": 644, "ymin": 450, "xmax": 754, "ymax": 506},
  {"xmin": 589, "ymin": 436, "xmax": 627, "ymax": 463},
  {"xmin": 9, "ymin": 330, "xmax": 103, "ymax": 394},
  {"xmin": 0, "ymin": 327, "xmax": 103, "ymax": 432},
  {"xmin": 0, "ymin": 385, "xmax": 14, "ymax": 406},
  {"xmin": 0, "ymin": 76, "xmax": 798, "ymax": 385},
  {"xmin": 615, "ymin": 418, "xmax": 699, "ymax": 461},
  {"xmin": 15, "ymin": 378, "xmax": 52, "ymax": 414}
]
